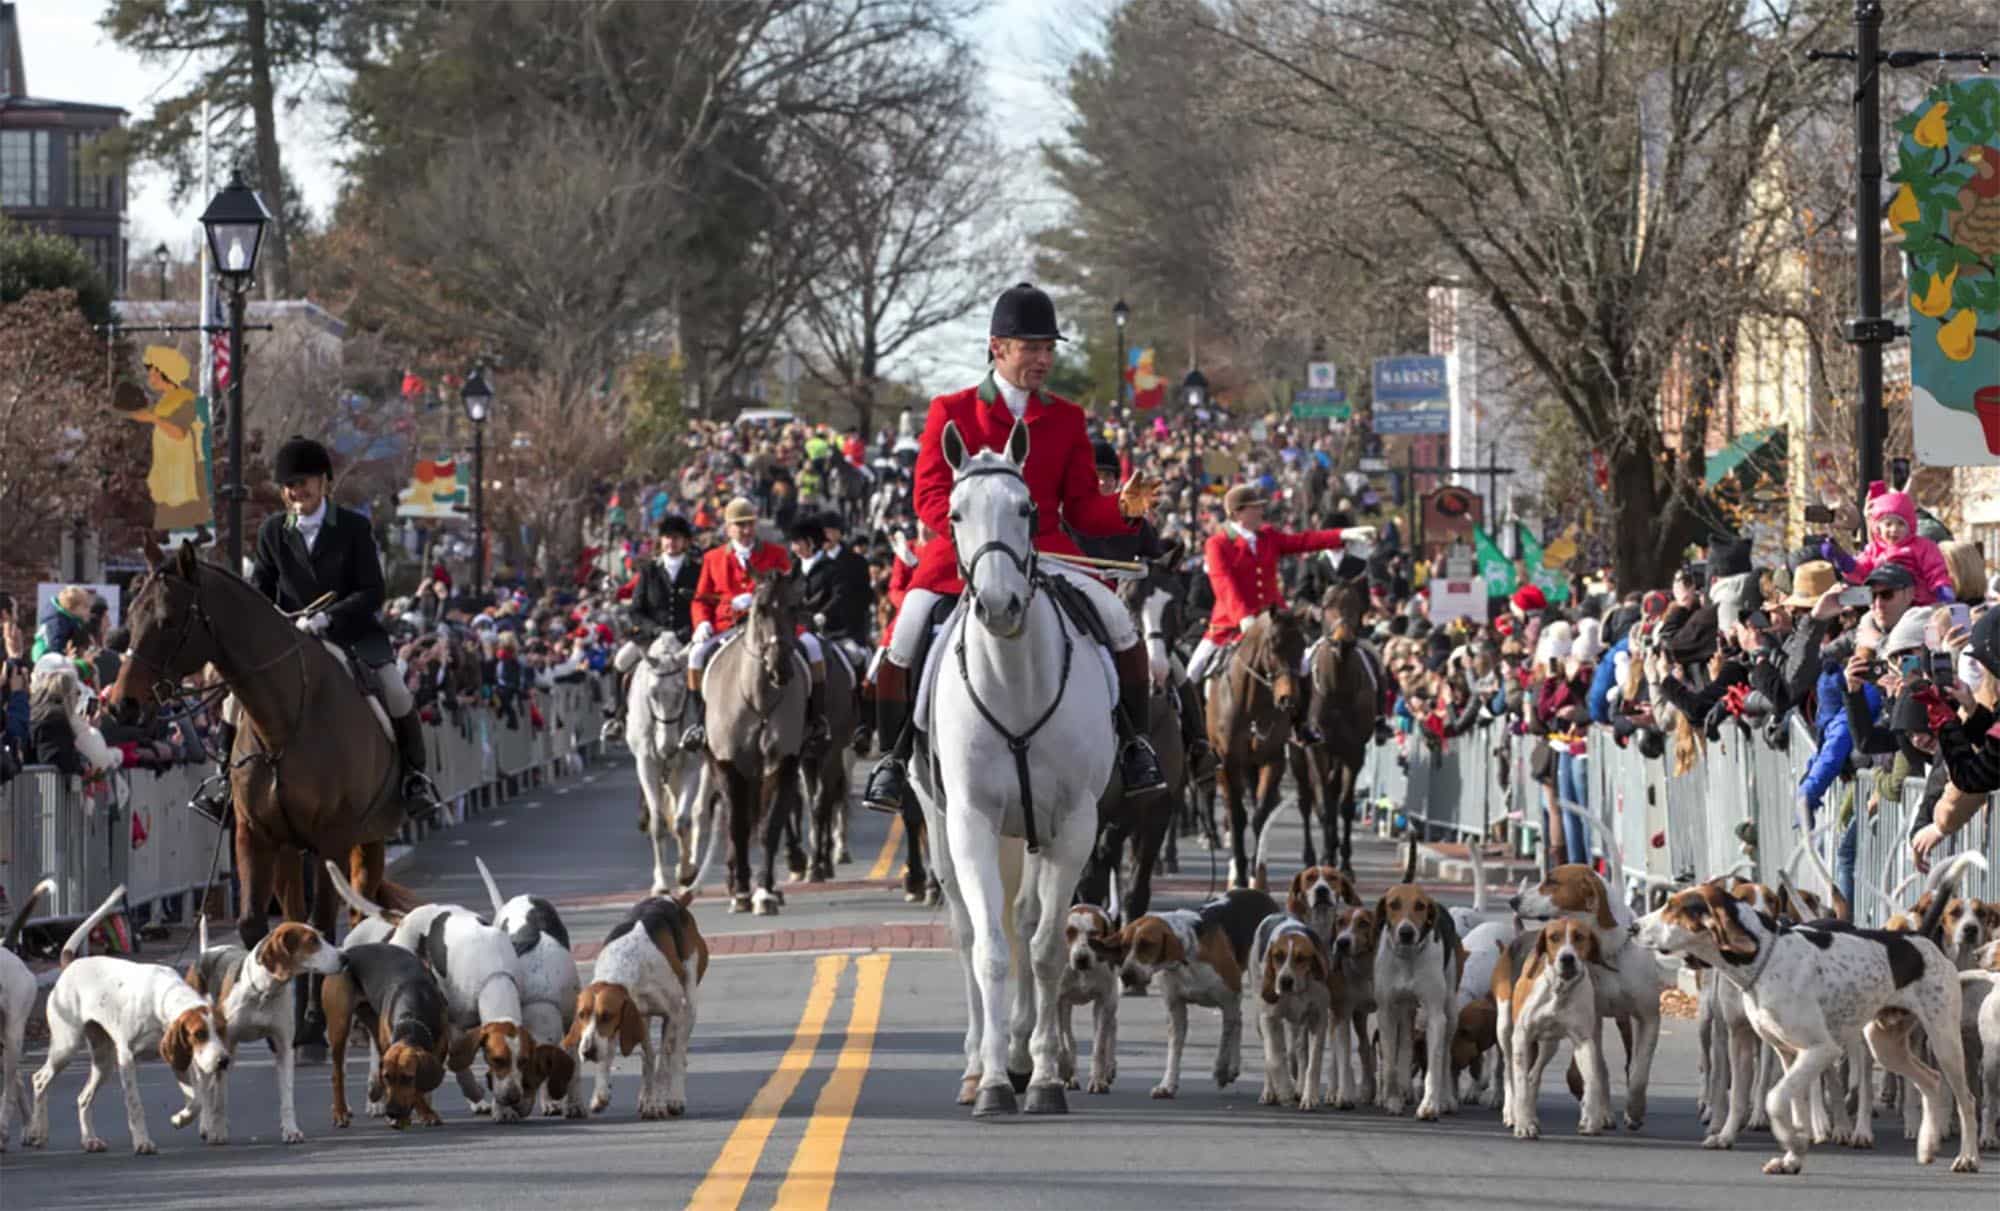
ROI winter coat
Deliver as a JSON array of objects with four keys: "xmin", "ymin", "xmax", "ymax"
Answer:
[{"xmin": 1798, "ymin": 663, "xmax": 1880, "ymax": 815}]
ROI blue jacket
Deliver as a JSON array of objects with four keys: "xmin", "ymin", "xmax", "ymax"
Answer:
[
  {"xmin": 1798, "ymin": 664, "xmax": 1880, "ymax": 815},
  {"xmin": 1587, "ymin": 635, "xmax": 1629, "ymax": 725}
]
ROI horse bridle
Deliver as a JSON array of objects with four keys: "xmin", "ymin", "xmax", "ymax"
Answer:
[
  {"xmin": 952, "ymin": 464, "xmax": 1042, "ymax": 602},
  {"xmin": 126, "ymin": 562, "xmax": 310, "ymax": 738}
]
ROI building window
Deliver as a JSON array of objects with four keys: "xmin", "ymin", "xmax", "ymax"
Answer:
[
  {"xmin": 0, "ymin": 129, "xmax": 49, "ymax": 206},
  {"xmin": 67, "ymin": 132, "xmax": 115, "ymax": 210}
]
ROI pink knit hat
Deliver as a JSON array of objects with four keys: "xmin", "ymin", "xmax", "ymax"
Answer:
[{"xmin": 1865, "ymin": 480, "xmax": 1916, "ymax": 530}]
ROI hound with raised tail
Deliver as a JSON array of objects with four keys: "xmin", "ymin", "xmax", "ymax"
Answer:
[
  {"xmin": 325, "ymin": 859, "xmax": 408, "ymax": 950},
  {"xmin": 1372, "ymin": 882, "xmax": 1462, "ymax": 1119},
  {"xmin": 1512, "ymin": 863, "xmax": 1665, "ymax": 1129},
  {"xmin": 1504, "ymin": 918, "xmax": 1613, "ymax": 1138},
  {"xmin": 1960, "ymin": 940, "xmax": 2000, "ymax": 1151},
  {"xmin": 1112, "ymin": 888, "xmax": 1278, "ymax": 1099},
  {"xmin": 476, "ymin": 857, "xmax": 583, "ymax": 1117},
  {"xmin": 26, "ymin": 886, "xmax": 231, "ymax": 1153},
  {"xmin": 1248, "ymin": 912, "xmax": 1336, "ymax": 1110},
  {"xmin": 1634, "ymin": 852, "xmax": 1986, "ymax": 1177},
  {"xmin": 389, "ymin": 901, "xmax": 556, "ymax": 1122},
  {"xmin": 1056, "ymin": 904, "xmax": 1121, "ymax": 1094},
  {"xmin": 175, "ymin": 915, "xmax": 344, "ymax": 1143},
  {"xmin": 567, "ymin": 895, "xmax": 708, "ymax": 1119},
  {"xmin": 1453, "ymin": 918, "xmax": 1517, "ymax": 1109},
  {"xmin": 1, "ymin": 877, "xmax": 56, "ymax": 1151}
]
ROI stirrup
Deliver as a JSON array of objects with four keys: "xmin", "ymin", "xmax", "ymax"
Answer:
[
  {"xmin": 1120, "ymin": 738, "xmax": 1167, "ymax": 793},
  {"xmin": 679, "ymin": 725, "xmax": 707, "ymax": 752},
  {"xmin": 402, "ymin": 770, "xmax": 442, "ymax": 818},
  {"xmin": 188, "ymin": 771, "xmax": 232, "ymax": 827},
  {"xmin": 863, "ymin": 757, "xmax": 907, "ymax": 813}
]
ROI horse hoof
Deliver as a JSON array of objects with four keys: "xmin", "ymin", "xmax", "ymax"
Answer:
[
  {"xmin": 957, "ymin": 1077, "xmax": 980, "ymax": 1106},
  {"xmin": 1024, "ymin": 1085, "xmax": 1068, "ymax": 1115},
  {"xmin": 1007, "ymin": 1069, "xmax": 1031, "ymax": 1094},
  {"xmin": 905, "ymin": 890, "xmax": 923, "ymax": 903},
  {"xmin": 753, "ymin": 888, "xmax": 781, "ymax": 915},
  {"xmin": 924, "ymin": 886, "xmax": 942, "ymax": 907},
  {"xmin": 837, "ymin": 846, "xmax": 853, "ymax": 864},
  {"xmin": 678, "ymin": 866, "xmax": 696, "ymax": 887},
  {"xmin": 972, "ymin": 1086, "xmax": 1018, "ymax": 1118},
  {"xmin": 730, "ymin": 895, "xmax": 752, "ymax": 914}
]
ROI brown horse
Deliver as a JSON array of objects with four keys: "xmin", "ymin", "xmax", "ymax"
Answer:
[
  {"xmin": 801, "ymin": 646, "xmax": 858, "ymax": 883},
  {"xmin": 699, "ymin": 569, "xmax": 809, "ymax": 915},
  {"xmin": 1288, "ymin": 580, "xmax": 1382, "ymax": 876},
  {"xmin": 1205, "ymin": 607, "xmax": 1310, "ymax": 890},
  {"xmin": 107, "ymin": 541, "xmax": 411, "ymax": 952}
]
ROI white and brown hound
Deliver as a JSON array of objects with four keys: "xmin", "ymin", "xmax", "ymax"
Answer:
[
  {"xmin": 1513, "ymin": 863, "xmax": 1665, "ymax": 1129},
  {"xmin": 176, "ymin": 916, "xmax": 344, "ymax": 1143},
  {"xmin": 390, "ymin": 903, "xmax": 551, "ymax": 1122},
  {"xmin": 26, "ymin": 886, "xmax": 231, "ymax": 1154},
  {"xmin": 1111, "ymin": 889, "xmax": 1277, "ymax": 1099},
  {"xmin": 1635, "ymin": 854, "xmax": 1985, "ymax": 1177},
  {"xmin": 1286, "ymin": 865, "xmax": 1360, "ymax": 946},
  {"xmin": 1326, "ymin": 903, "xmax": 1379, "ymax": 1109},
  {"xmin": 1, "ymin": 878, "xmax": 56, "ymax": 1151},
  {"xmin": 1249, "ymin": 912, "xmax": 1336, "ymax": 1110},
  {"xmin": 1372, "ymin": 882, "xmax": 1461, "ymax": 1119},
  {"xmin": 567, "ymin": 895, "xmax": 708, "ymax": 1119},
  {"xmin": 324, "ymin": 942, "xmax": 450, "ymax": 1129},
  {"xmin": 1503, "ymin": 918, "xmax": 1613, "ymax": 1138},
  {"xmin": 1057, "ymin": 904, "xmax": 1121, "ymax": 1094},
  {"xmin": 478, "ymin": 857, "xmax": 583, "ymax": 1117}
]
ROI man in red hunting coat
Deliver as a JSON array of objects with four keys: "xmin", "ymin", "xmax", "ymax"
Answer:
[{"xmin": 863, "ymin": 282, "xmax": 1166, "ymax": 813}]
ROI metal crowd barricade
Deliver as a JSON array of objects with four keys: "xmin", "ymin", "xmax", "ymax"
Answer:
[{"xmin": 0, "ymin": 671, "xmax": 622, "ymax": 936}]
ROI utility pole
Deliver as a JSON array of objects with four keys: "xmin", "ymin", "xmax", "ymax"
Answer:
[{"xmin": 1808, "ymin": 5, "xmax": 1997, "ymax": 522}]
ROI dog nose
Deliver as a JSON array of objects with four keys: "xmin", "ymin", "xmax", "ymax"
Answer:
[
  {"xmin": 1073, "ymin": 954, "xmax": 1091, "ymax": 971},
  {"xmin": 581, "ymin": 1044, "xmax": 598, "ymax": 1062},
  {"xmin": 1333, "ymin": 937, "xmax": 1350, "ymax": 954},
  {"xmin": 1313, "ymin": 888, "xmax": 1331, "ymax": 906},
  {"xmin": 1277, "ymin": 976, "xmax": 1294, "ymax": 992},
  {"xmin": 1507, "ymin": 895, "xmax": 1523, "ymax": 912},
  {"xmin": 216, "ymin": 1056, "xmax": 231, "ymax": 1071},
  {"xmin": 1397, "ymin": 925, "xmax": 1416, "ymax": 943},
  {"xmin": 1558, "ymin": 957, "xmax": 1577, "ymax": 977}
]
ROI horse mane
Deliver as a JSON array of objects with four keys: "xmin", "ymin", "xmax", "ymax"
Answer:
[{"xmin": 1241, "ymin": 608, "xmax": 1307, "ymax": 669}]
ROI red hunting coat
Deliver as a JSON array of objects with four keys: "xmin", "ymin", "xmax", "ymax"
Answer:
[
  {"xmin": 904, "ymin": 373, "xmax": 1135, "ymax": 601},
  {"xmin": 1202, "ymin": 525, "xmax": 1351, "ymax": 644},
  {"xmin": 691, "ymin": 541, "xmax": 792, "ymax": 634}
]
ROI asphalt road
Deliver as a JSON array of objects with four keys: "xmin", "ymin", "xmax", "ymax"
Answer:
[{"xmin": 3, "ymin": 753, "xmax": 1995, "ymax": 1210}]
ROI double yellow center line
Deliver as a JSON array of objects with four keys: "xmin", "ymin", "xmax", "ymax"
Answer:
[{"xmin": 686, "ymin": 953, "xmax": 892, "ymax": 1211}]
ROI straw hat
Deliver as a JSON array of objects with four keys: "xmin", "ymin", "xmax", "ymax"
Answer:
[
  {"xmin": 722, "ymin": 497, "xmax": 758, "ymax": 525},
  {"xmin": 1782, "ymin": 560, "xmax": 1839, "ymax": 608}
]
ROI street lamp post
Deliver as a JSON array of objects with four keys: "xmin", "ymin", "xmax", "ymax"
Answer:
[
  {"xmin": 1112, "ymin": 298, "xmax": 1130, "ymax": 410},
  {"xmin": 460, "ymin": 369, "xmax": 493, "ymax": 600},
  {"xmin": 198, "ymin": 170, "xmax": 273, "ymax": 572},
  {"xmin": 1181, "ymin": 367, "xmax": 1210, "ymax": 414},
  {"xmin": 152, "ymin": 243, "xmax": 168, "ymax": 301}
]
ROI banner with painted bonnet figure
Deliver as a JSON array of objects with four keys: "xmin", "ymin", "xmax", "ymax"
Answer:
[{"xmin": 1898, "ymin": 77, "xmax": 2000, "ymax": 464}]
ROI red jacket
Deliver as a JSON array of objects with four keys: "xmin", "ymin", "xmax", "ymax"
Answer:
[
  {"xmin": 1202, "ymin": 525, "xmax": 1350, "ymax": 643},
  {"xmin": 905, "ymin": 374, "xmax": 1134, "ymax": 599},
  {"xmin": 691, "ymin": 541, "xmax": 792, "ymax": 633}
]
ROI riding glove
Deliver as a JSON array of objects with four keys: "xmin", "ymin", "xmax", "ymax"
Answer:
[
  {"xmin": 731, "ymin": 593, "xmax": 754, "ymax": 611},
  {"xmin": 296, "ymin": 611, "xmax": 331, "ymax": 635}
]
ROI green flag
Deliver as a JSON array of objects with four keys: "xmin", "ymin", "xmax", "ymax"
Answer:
[
  {"xmin": 1472, "ymin": 526, "xmax": 1517, "ymax": 597},
  {"xmin": 1517, "ymin": 523, "xmax": 1570, "ymax": 603}
]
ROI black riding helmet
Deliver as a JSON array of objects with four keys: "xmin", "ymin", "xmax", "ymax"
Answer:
[
  {"xmin": 274, "ymin": 435, "xmax": 333, "ymax": 484},
  {"xmin": 1092, "ymin": 439, "xmax": 1120, "ymax": 477},
  {"xmin": 990, "ymin": 282, "xmax": 1066, "ymax": 341}
]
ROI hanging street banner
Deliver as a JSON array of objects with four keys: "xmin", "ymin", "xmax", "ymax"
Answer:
[
  {"xmin": 1472, "ymin": 525, "xmax": 1517, "ymax": 597},
  {"xmin": 1896, "ymin": 77, "xmax": 2000, "ymax": 463},
  {"xmin": 1291, "ymin": 388, "xmax": 1349, "ymax": 420},
  {"xmin": 1517, "ymin": 522, "xmax": 1570, "ymax": 603},
  {"xmin": 1306, "ymin": 361, "xmax": 1338, "ymax": 390},
  {"xmin": 1371, "ymin": 355, "xmax": 1450, "ymax": 435}
]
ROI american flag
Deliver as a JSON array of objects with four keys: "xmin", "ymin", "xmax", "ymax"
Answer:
[{"xmin": 208, "ymin": 285, "xmax": 232, "ymax": 394}]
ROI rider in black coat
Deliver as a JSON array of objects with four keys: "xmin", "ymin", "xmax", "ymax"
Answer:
[
  {"xmin": 628, "ymin": 513, "xmax": 702, "ymax": 642},
  {"xmin": 800, "ymin": 512, "xmax": 875, "ymax": 645}
]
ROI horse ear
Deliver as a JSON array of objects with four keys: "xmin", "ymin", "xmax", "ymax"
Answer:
[
  {"xmin": 175, "ymin": 539, "xmax": 201, "ymax": 578},
  {"xmin": 941, "ymin": 421, "xmax": 967, "ymax": 472},
  {"xmin": 143, "ymin": 538, "xmax": 165, "ymax": 570},
  {"xmin": 1005, "ymin": 419, "xmax": 1030, "ymax": 468}
]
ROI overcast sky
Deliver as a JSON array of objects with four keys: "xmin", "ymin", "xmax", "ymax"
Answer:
[{"xmin": 17, "ymin": 0, "xmax": 1096, "ymax": 393}]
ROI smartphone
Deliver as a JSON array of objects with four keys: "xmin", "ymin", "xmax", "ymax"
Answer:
[
  {"xmin": 1947, "ymin": 602, "xmax": 1972, "ymax": 632},
  {"xmin": 1803, "ymin": 504, "xmax": 1837, "ymax": 525},
  {"xmin": 1838, "ymin": 586, "xmax": 1871, "ymax": 609},
  {"xmin": 1898, "ymin": 651, "xmax": 1926, "ymax": 677}
]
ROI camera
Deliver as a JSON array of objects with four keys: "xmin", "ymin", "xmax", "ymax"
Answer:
[{"xmin": 1802, "ymin": 504, "xmax": 1837, "ymax": 525}]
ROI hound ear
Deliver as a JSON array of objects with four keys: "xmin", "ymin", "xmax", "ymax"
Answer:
[
  {"xmin": 1005, "ymin": 419, "xmax": 1030, "ymax": 468},
  {"xmin": 1591, "ymin": 880, "xmax": 1618, "ymax": 932},
  {"xmin": 618, "ymin": 998, "xmax": 646, "ymax": 1056},
  {"xmin": 538, "ymin": 1044, "xmax": 576, "ymax": 1099},
  {"xmin": 941, "ymin": 421, "xmax": 967, "ymax": 472},
  {"xmin": 413, "ymin": 1050, "xmax": 447, "ymax": 1093},
  {"xmin": 1286, "ymin": 870, "xmax": 1310, "ymax": 918},
  {"xmin": 1707, "ymin": 897, "xmax": 1760, "ymax": 957},
  {"xmin": 159, "ymin": 1015, "xmax": 194, "ymax": 1073},
  {"xmin": 1259, "ymin": 952, "xmax": 1281, "ymax": 1005}
]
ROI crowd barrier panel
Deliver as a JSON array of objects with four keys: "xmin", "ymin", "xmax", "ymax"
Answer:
[{"xmin": 0, "ymin": 673, "xmax": 619, "ymax": 934}]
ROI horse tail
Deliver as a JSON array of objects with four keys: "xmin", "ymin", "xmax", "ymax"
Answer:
[
  {"xmin": 59, "ymin": 884, "xmax": 127, "ymax": 967},
  {"xmin": 684, "ymin": 762, "xmax": 725, "ymax": 894},
  {"xmin": 475, "ymin": 855, "xmax": 507, "ymax": 917},
  {"xmin": 325, "ymin": 859, "xmax": 389, "ymax": 919},
  {"xmin": 198, "ymin": 912, "xmax": 210, "ymax": 956},
  {"xmin": 1468, "ymin": 840, "xmax": 1487, "ymax": 914},
  {"xmin": 3, "ymin": 876, "xmax": 56, "ymax": 950}
]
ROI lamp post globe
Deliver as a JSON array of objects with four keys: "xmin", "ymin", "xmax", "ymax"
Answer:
[
  {"xmin": 151, "ymin": 242, "xmax": 169, "ymax": 301},
  {"xmin": 460, "ymin": 369, "xmax": 493, "ymax": 598},
  {"xmin": 1112, "ymin": 298, "xmax": 1130, "ymax": 408},
  {"xmin": 198, "ymin": 169, "xmax": 273, "ymax": 571},
  {"xmin": 1181, "ymin": 367, "xmax": 1209, "ymax": 412}
]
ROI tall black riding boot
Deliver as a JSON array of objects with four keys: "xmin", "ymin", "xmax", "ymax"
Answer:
[
  {"xmin": 191, "ymin": 720, "xmax": 237, "ymax": 827},
  {"xmin": 1112, "ymin": 644, "xmax": 1167, "ymax": 794},
  {"xmin": 863, "ymin": 661, "xmax": 914, "ymax": 813},
  {"xmin": 680, "ymin": 668, "xmax": 708, "ymax": 751},
  {"xmin": 392, "ymin": 712, "xmax": 436, "ymax": 819},
  {"xmin": 1178, "ymin": 677, "xmax": 1217, "ymax": 784}
]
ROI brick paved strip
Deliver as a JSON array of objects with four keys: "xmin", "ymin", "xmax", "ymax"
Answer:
[{"xmin": 574, "ymin": 922, "xmax": 950, "ymax": 963}]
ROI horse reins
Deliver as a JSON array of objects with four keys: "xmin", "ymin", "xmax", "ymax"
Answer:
[{"xmin": 952, "ymin": 464, "xmax": 1042, "ymax": 610}]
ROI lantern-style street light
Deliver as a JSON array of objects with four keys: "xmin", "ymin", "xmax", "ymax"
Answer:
[
  {"xmin": 198, "ymin": 170, "xmax": 273, "ymax": 571},
  {"xmin": 1181, "ymin": 366, "xmax": 1209, "ymax": 412},
  {"xmin": 460, "ymin": 369, "xmax": 493, "ymax": 599},
  {"xmin": 1112, "ymin": 298, "xmax": 1130, "ymax": 409}
]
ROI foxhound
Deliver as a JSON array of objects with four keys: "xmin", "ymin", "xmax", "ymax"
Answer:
[
  {"xmin": 1453, "ymin": 918, "xmax": 1517, "ymax": 1109},
  {"xmin": 1, "ymin": 878, "xmax": 55, "ymax": 1151},
  {"xmin": 1111, "ymin": 889, "xmax": 1277, "ymax": 1099},
  {"xmin": 176, "ymin": 916, "xmax": 344, "ymax": 1143},
  {"xmin": 1373, "ymin": 882, "xmax": 1462, "ymax": 1119},
  {"xmin": 1326, "ymin": 903, "xmax": 1378, "ymax": 1109},
  {"xmin": 478, "ymin": 858, "xmax": 583, "ymax": 1117},
  {"xmin": 26, "ymin": 886, "xmax": 231, "ymax": 1154},
  {"xmin": 1513, "ymin": 863, "xmax": 1665, "ymax": 1129},
  {"xmin": 1504, "ymin": 918, "xmax": 1613, "ymax": 1139},
  {"xmin": 390, "ymin": 902, "xmax": 556, "ymax": 1122},
  {"xmin": 1286, "ymin": 865, "xmax": 1360, "ymax": 945},
  {"xmin": 1249, "ymin": 912, "xmax": 1335, "ymax": 1110},
  {"xmin": 324, "ymin": 942, "xmax": 450, "ymax": 1129},
  {"xmin": 1959, "ymin": 942, "xmax": 2000, "ymax": 1152},
  {"xmin": 1635, "ymin": 854, "xmax": 1985, "ymax": 1177},
  {"xmin": 567, "ymin": 895, "xmax": 708, "ymax": 1120},
  {"xmin": 1057, "ymin": 904, "xmax": 1121, "ymax": 1094}
]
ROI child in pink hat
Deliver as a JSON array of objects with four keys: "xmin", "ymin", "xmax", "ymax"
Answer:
[{"xmin": 1834, "ymin": 481, "xmax": 1953, "ymax": 604}]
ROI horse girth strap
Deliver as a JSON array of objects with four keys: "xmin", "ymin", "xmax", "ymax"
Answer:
[{"xmin": 953, "ymin": 595, "xmax": 1074, "ymax": 855}]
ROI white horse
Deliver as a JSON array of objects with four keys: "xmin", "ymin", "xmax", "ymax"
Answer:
[
  {"xmin": 914, "ymin": 420, "xmax": 1117, "ymax": 1118},
  {"xmin": 621, "ymin": 634, "xmax": 712, "ymax": 896}
]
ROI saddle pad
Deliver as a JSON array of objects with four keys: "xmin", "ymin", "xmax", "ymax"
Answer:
[
  {"xmin": 319, "ymin": 640, "xmax": 393, "ymax": 742},
  {"xmin": 914, "ymin": 601, "xmax": 1118, "ymax": 735}
]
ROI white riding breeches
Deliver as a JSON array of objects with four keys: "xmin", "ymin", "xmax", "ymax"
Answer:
[
  {"xmin": 377, "ymin": 662, "xmax": 414, "ymax": 717},
  {"xmin": 691, "ymin": 628, "xmax": 820, "ymax": 671},
  {"xmin": 886, "ymin": 566, "xmax": 1138, "ymax": 669}
]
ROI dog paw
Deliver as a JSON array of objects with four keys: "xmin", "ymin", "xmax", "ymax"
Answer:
[
  {"xmin": 170, "ymin": 1107, "xmax": 196, "ymax": 1129},
  {"xmin": 1513, "ymin": 1121, "xmax": 1540, "ymax": 1140},
  {"xmin": 366, "ymin": 1099, "xmax": 386, "ymax": 1119},
  {"xmin": 1415, "ymin": 1097, "xmax": 1439, "ymax": 1122},
  {"xmin": 494, "ymin": 1103, "xmax": 523, "ymax": 1124},
  {"xmin": 1702, "ymin": 1132, "xmax": 1733, "ymax": 1150},
  {"xmin": 1086, "ymin": 1077, "xmax": 1112, "ymax": 1095},
  {"xmin": 332, "ymin": 1109, "xmax": 352, "ymax": 1130},
  {"xmin": 591, "ymin": 1091, "xmax": 612, "ymax": 1114},
  {"xmin": 1333, "ymin": 1095, "xmax": 1356, "ymax": 1111},
  {"xmin": 1761, "ymin": 1155, "xmax": 1802, "ymax": 1176},
  {"xmin": 203, "ymin": 1127, "xmax": 228, "ymax": 1146},
  {"xmin": 1297, "ymin": 1094, "xmax": 1321, "ymax": 1112},
  {"xmin": 1259, "ymin": 1087, "xmax": 1279, "ymax": 1106},
  {"xmin": 1065, "ymin": 1076, "xmax": 1080, "ymax": 1091},
  {"xmin": 1382, "ymin": 1097, "xmax": 1407, "ymax": 1117},
  {"xmin": 282, "ymin": 1126, "xmax": 305, "ymax": 1144},
  {"xmin": 1951, "ymin": 1152, "xmax": 1980, "ymax": 1174},
  {"xmin": 470, "ymin": 1098, "xmax": 495, "ymax": 1117},
  {"xmin": 132, "ymin": 1138, "xmax": 157, "ymax": 1155},
  {"xmin": 82, "ymin": 1135, "xmax": 108, "ymax": 1153},
  {"xmin": 1150, "ymin": 1084, "xmax": 1177, "ymax": 1099},
  {"xmin": 564, "ymin": 1101, "xmax": 589, "ymax": 1120},
  {"xmin": 1980, "ymin": 1132, "xmax": 1999, "ymax": 1153},
  {"xmin": 664, "ymin": 1100, "xmax": 686, "ymax": 1118}
]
